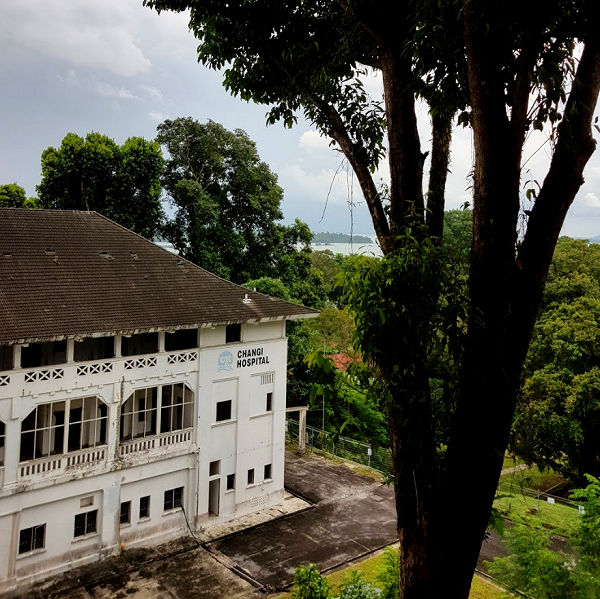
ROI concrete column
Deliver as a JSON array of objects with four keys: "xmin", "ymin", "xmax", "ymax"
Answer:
[
  {"xmin": 66, "ymin": 339, "xmax": 74, "ymax": 363},
  {"xmin": 13, "ymin": 346, "xmax": 21, "ymax": 370},
  {"xmin": 298, "ymin": 408, "xmax": 307, "ymax": 453},
  {"xmin": 158, "ymin": 332, "xmax": 165, "ymax": 353},
  {"xmin": 100, "ymin": 476, "xmax": 120, "ymax": 558},
  {"xmin": 3, "ymin": 419, "xmax": 21, "ymax": 484},
  {"xmin": 114, "ymin": 335, "xmax": 122, "ymax": 358}
]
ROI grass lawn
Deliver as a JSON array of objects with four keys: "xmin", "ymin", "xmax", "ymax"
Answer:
[
  {"xmin": 279, "ymin": 549, "xmax": 512, "ymax": 598},
  {"xmin": 493, "ymin": 492, "xmax": 580, "ymax": 536}
]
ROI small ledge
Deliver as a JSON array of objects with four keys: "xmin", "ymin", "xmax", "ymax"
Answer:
[
  {"xmin": 249, "ymin": 411, "xmax": 273, "ymax": 420},
  {"xmin": 211, "ymin": 419, "xmax": 237, "ymax": 428},
  {"xmin": 16, "ymin": 547, "xmax": 46, "ymax": 560}
]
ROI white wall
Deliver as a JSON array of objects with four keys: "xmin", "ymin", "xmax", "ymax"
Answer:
[{"xmin": 0, "ymin": 321, "xmax": 290, "ymax": 591}]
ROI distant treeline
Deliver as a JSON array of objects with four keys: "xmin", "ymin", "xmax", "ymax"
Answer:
[{"xmin": 313, "ymin": 232, "xmax": 373, "ymax": 244}]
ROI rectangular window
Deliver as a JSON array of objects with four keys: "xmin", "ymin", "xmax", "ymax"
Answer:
[
  {"xmin": 266, "ymin": 392, "xmax": 273, "ymax": 412},
  {"xmin": 247, "ymin": 468, "xmax": 255, "ymax": 485},
  {"xmin": 0, "ymin": 344, "xmax": 13, "ymax": 371},
  {"xmin": 264, "ymin": 464, "xmax": 272, "ymax": 480},
  {"xmin": 225, "ymin": 324, "xmax": 241, "ymax": 343},
  {"xmin": 160, "ymin": 383, "xmax": 194, "ymax": 433},
  {"xmin": 120, "ymin": 501, "xmax": 131, "ymax": 525},
  {"xmin": 74, "ymin": 336, "xmax": 114, "ymax": 362},
  {"xmin": 209, "ymin": 460, "xmax": 220, "ymax": 476},
  {"xmin": 164, "ymin": 487, "xmax": 184, "ymax": 511},
  {"xmin": 215, "ymin": 400, "xmax": 232, "ymax": 422},
  {"xmin": 21, "ymin": 340, "xmax": 67, "ymax": 368},
  {"xmin": 139, "ymin": 496, "xmax": 150, "ymax": 519},
  {"xmin": 226, "ymin": 473, "xmax": 235, "ymax": 491},
  {"xmin": 120, "ymin": 387, "xmax": 157, "ymax": 441},
  {"xmin": 18, "ymin": 524, "xmax": 45, "ymax": 554},
  {"xmin": 121, "ymin": 332, "xmax": 158, "ymax": 357},
  {"xmin": 74, "ymin": 510, "xmax": 98, "ymax": 538},
  {"xmin": 165, "ymin": 329, "xmax": 198, "ymax": 352}
]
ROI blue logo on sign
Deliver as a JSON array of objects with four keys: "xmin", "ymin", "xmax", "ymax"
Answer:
[{"xmin": 217, "ymin": 351, "xmax": 233, "ymax": 371}]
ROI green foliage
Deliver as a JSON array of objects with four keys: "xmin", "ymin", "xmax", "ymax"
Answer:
[
  {"xmin": 342, "ymin": 230, "xmax": 467, "ymax": 450},
  {"xmin": 487, "ymin": 525, "xmax": 577, "ymax": 599},
  {"xmin": 292, "ymin": 564, "xmax": 330, "ymax": 599},
  {"xmin": 37, "ymin": 132, "xmax": 163, "ymax": 238},
  {"xmin": 336, "ymin": 571, "xmax": 379, "ymax": 599},
  {"xmin": 488, "ymin": 476, "xmax": 600, "ymax": 598},
  {"xmin": 304, "ymin": 305, "xmax": 355, "ymax": 355},
  {"xmin": 304, "ymin": 350, "xmax": 388, "ymax": 446},
  {"xmin": 571, "ymin": 475, "xmax": 600, "ymax": 593},
  {"xmin": 311, "ymin": 251, "xmax": 345, "ymax": 304},
  {"xmin": 513, "ymin": 238, "xmax": 600, "ymax": 482},
  {"xmin": 443, "ymin": 209, "xmax": 472, "ymax": 259},
  {"xmin": 157, "ymin": 117, "xmax": 314, "ymax": 284},
  {"xmin": 0, "ymin": 183, "xmax": 27, "ymax": 208},
  {"xmin": 376, "ymin": 547, "xmax": 400, "ymax": 599},
  {"xmin": 243, "ymin": 277, "xmax": 292, "ymax": 302}
]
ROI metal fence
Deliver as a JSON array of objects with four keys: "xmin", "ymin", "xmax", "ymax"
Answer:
[
  {"xmin": 286, "ymin": 418, "xmax": 584, "ymax": 516},
  {"xmin": 286, "ymin": 418, "xmax": 393, "ymax": 476}
]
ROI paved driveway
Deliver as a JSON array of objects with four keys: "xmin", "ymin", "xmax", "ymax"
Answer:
[{"xmin": 210, "ymin": 451, "xmax": 397, "ymax": 589}]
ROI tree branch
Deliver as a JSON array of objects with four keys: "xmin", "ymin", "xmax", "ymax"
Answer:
[
  {"xmin": 317, "ymin": 100, "xmax": 393, "ymax": 253},
  {"xmin": 513, "ymin": 33, "xmax": 600, "ymax": 352},
  {"xmin": 510, "ymin": 28, "xmax": 543, "ymax": 162}
]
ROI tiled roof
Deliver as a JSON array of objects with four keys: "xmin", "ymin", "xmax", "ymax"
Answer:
[{"xmin": 0, "ymin": 209, "xmax": 317, "ymax": 343}]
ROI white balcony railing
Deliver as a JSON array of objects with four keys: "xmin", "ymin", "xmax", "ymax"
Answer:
[
  {"xmin": 24, "ymin": 367, "xmax": 64, "ymax": 383},
  {"xmin": 0, "ymin": 349, "xmax": 200, "ymax": 400},
  {"xmin": 119, "ymin": 429, "xmax": 193, "ymax": 457},
  {"xmin": 167, "ymin": 351, "xmax": 198, "ymax": 364},
  {"xmin": 18, "ymin": 446, "xmax": 106, "ymax": 479}
]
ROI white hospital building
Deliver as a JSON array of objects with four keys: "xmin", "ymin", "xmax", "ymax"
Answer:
[{"xmin": 0, "ymin": 209, "xmax": 315, "ymax": 591}]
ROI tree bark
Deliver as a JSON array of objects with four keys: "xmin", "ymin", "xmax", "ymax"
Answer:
[
  {"xmin": 426, "ymin": 113, "xmax": 453, "ymax": 239},
  {"xmin": 380, "ymin": 50, "xmax": 426, "ymax": 238},
  {"xmin": 424, "ymin": 16, "xmax": 600, "ymax": 599}
]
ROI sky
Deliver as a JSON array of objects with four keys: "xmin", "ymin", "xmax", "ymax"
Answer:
[{"xmin": 1, "ymin": 1, "xmax": 600, "ymax": 239}]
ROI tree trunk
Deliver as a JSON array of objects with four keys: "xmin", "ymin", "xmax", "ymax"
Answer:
[{"xmin": 426, "ymin": 113, "xmax": 453, "ymax": 239}]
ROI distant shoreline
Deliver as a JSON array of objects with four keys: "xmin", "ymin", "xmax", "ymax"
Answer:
[{"xmin": 313, "ymin": 232, "xmax": 373, "ymax": 244}]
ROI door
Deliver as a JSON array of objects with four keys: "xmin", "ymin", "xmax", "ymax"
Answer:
[{"xmin": 208, "ymin": 479, "xmax": 220, "ymax": 516}]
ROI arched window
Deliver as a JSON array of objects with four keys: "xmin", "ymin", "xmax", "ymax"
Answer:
[
  {"xmin": 120, "ymin": 383, "xmax": 193, "ymax": 441},
  {"xmin": 20, "ymin": 397, "xmax": 107, "ymax": 462}
]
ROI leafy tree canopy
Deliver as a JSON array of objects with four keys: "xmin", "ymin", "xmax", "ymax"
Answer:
[
  {"xmin": 513, "ymin": 238, "xmax": 600, "ymax": 482},
  {"xmin": 0, "ymin": 183, "xmax": 38, "ymax": 209},
  {"xmin": 157, "ymin": 117, "xmax": 313, "ymax": 283},
  {"xmin": 37, "ymin": 132, "xmax": 164, "ymax": 239}
]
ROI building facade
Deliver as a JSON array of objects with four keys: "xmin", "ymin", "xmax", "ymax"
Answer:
[{"xmin": 0, "ymin": 209, "xmax": 315, "ymax": 591}]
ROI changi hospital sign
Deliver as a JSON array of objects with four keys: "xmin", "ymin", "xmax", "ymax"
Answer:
[{"xmin": 217, "ymin": 347, "xmax": 270, "ymax": 372}]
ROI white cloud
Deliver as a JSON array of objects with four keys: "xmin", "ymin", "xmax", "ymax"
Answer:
[
  {"xmin": 140, "ymin": 85, "xmax": 166, "ymax": 102},
  {"xmin": 583, "ymin": 192, "xmax": 600, "ymax": 208},
  {"xmin": 280, "ymin": 163, "xmax": 362, "ymax": 207},
  {"xmin": 1, "ymin": 0, "xmax": 152, "ymax": 76},
  {"xmin": 92, "ymin": 81, "xmax": 138, "ymax": 100},
  {"xmin": 298, "ymin": 130, "xmax": 334, "ymax": 154},
  {"xmin": 148, "ymin": 111, "xmax": 169, "ymax": 123}
]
